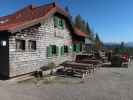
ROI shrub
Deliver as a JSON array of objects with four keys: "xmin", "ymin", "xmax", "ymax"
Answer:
[
  {"xmin": 47, "ymin": 62, "xmax": 56, "ymax": 69},
  {"xmin": 47, "ymin": 62, "xmax": 56, "ymax": 75}
]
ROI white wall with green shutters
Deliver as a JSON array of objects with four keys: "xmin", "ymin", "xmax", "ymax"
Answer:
[
  {"xmin": 46, "ymin": 16, "xmax": 82, "ymax": 58},
  {"xmin": 39, "ymin": 15, "xmax": 75, "ymax": 65},
  {"xmin": 47, "ymin": 43, "xmax": 82, "ymax": 58}
]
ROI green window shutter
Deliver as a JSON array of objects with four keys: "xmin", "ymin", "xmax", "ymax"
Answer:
[
  {"xmin": 61, "ymin": 46, "xmax": 64, "ymax": 56},
  {"xmin": 73, "ymin": 44, "xmax": 77, "ymax": 52},
  {"xmin": 54, "ymin": 16, "xmax": 58, "ymax": 27},
  {"xmin": 72, "ymin": 44, "xmax": 75, "ymax": 52},
  {"xmin": 61, "ymin": 20, "xmax": 64, "ymax": 29},
  {"xmin": 80, "ymin": 43, "xmax": 82, "ymax": 52},
  {"xmin": 56, "ymin": 46, "xmax": 59, "ymax": 55},
  {"xmin": 78, "ymin": 44, "xmax": 81, "ymax": 52},
  {"xmin": 76, "ymin": 44, "xmax": 80, "ymax": 53},
  {"xmin": 58, "ymin": 19, "xmax": 64, "ymax": 29},
  {"xmin": 47, "ymin": 46, "xmax": 52, "ymax": 57},
  {"xmin": 59, "ymin": 19, "xmax": 62, "ymax": 28},
  {"xmin": 72, "ymin": 45, "xmax": 74, "ymax": 52}
]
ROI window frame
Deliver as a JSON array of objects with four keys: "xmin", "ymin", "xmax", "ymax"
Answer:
[
  {"xmin": 64, "ymin": 45, "xmax": 69, "ymax": 54},
  {"xmin": 51, "ymin": 45, "xmax": 57, "ymax": 56},
  {"xmin": 73, "ymin": 44, "xmax": 77, "ymax": 52},
  {"xmin": 53, "ymin": 16, "xmax": 58, "ymax": 27},
  {"xmin": 47, "ymin": 45, "xmax": 59, "ymax": 58},
  {"xmin": 28, "ymin": 40, "xmax": 36, "ymax": 51},
  {"xmin": 59, "ymin": 19, "xmax": 64, "ymax": 29},
  {"xmin": 16, "ymin": 39, "xmax": 25, "ymax": 51},
  {"xmin": 54, "ymin": 16, "xmax": 64, "ymax": 29}
]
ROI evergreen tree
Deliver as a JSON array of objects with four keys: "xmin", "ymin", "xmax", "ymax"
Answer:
[
  {"xmin": 81, "ymin": 20, "xmax": 87, "ymax": 32},
  {"xmin": 120, "ymin": 41, "xmax": 124, "ymax": 48},
  {"xmin": 86, "ymin": 22, "xmax": 91, "ymax": 34},
  {"xmin": 65, "ymin": 7, "xmax": 97, "ymax": 44},
  {"xmin": 74, "ymin": 15, "xmax": 95, "ymax": 43},
  {"xmin": 65, "ymin": 6, "xmax": 73, "ymax": 21},
  {"xmin": 65, "ymin": 6, "xmax": 69, "ymax": 12},
  {"xmin": 95, "ymin": 33, "xmax": 100, "ymax": 42},
  {"xmin": 119, "ymin": 41, "xmax": 125, "ymax": 54},
  {"xmin": 95, "ymin": 33, "xmax": 102, "ymax": 49},
  {"xmin": 74, "ymin": 15, "xmax": 88, "ymax": 32},
  {"xmin": 74, "ymin": 14, "xmax": 82, "ymax": 29}
]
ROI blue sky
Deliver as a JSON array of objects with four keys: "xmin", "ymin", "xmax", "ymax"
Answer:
[{"xmin": 0, "ymin": 0, "xmax": 133, "ymax": 43}]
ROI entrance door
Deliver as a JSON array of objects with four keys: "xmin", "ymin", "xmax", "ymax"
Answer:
[{"xmin": 0, "ymin": 35, "xmax": 9, "ymax": 77}]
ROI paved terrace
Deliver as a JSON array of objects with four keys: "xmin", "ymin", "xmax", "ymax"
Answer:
[{"xmin": 0, "ymin": 61, "xmax": 133, "ymax": 100}]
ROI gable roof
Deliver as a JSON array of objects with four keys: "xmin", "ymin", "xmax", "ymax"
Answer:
[{"xmin": 0, "ymin": 3, "xmax": 87, "ymax": 37}]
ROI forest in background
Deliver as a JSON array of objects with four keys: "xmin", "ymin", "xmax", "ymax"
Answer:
[
  {"xmin": 65, "ymin": 6, "xmax": 133, "ymax": 55},
  {"xmin": 65, "ymin": 6, "xmax": 103, "ymax": 49}
]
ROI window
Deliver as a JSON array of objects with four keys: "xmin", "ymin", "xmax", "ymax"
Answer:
[
  {"xmin": 76, "ymin": 44, "xmax": 80, "ymax": 53},
  {"xmin": 29, "ymin": 40, "xmax": 36, "ymax": 51},
  {"xmin": 64, "ymin": 46, "xmax": 69, "ymax": 53},
  {"xmin": 54, "ymin": 16, "xmax": 58, "ymax": 27},
  {"xmin": 59, "ymin": 19, "xmax": 64, "ymax": 29},
  {"xmin": 72, "ymin": 44, "xmax": 81, "ymax": 53},
  {"xmin": 79, "ymin": 43, "xmax": 82, "ymax": 51},
  {"xmin": 47, "ymin": 45, "xmax": 59, "ymax": 57},
  {"xmin": 73, "ymin": 44, "xmax": 77, "ymax": 52},
  {"xmin": 16, "ymin": 39, "xmax": 25, "ymax": 51},
  {"xmin": 60, "ymin": 45, "xmax": 69, "ymax": 56},
  {"xmin": 54, "ymin": 16, "xmax": 64, "ymax": 29},
  {"xmin": 52, "ymin": 45, "xmax": 57, "ymax": 55},
  {"xmin": 1, "ymin": 40, "xmax": 6, "ymax": 46}
]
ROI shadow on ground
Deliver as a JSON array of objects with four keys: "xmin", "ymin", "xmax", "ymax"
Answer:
[{"xmin": 102, "ymin": 64, "xmax": 128, "ymax": 68}]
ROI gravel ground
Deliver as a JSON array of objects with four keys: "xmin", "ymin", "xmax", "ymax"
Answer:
[{"xmin": 0, "ymin": 61, "xmax": 133, "ymax": 100}]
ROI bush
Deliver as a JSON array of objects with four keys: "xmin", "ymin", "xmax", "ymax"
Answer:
[
  {"xmin": 47, "ymin": 62, "xmax": 56, "ymax": 75},
  {"xmin": 47, "ymin": 62, "xmax": 56, "ymax": 69}
]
